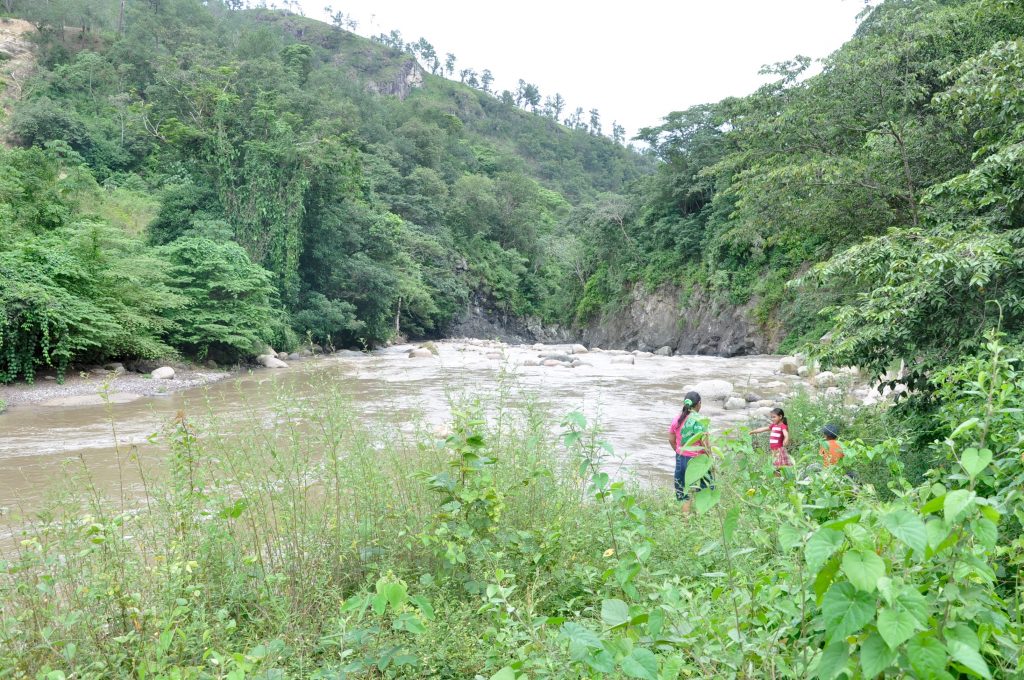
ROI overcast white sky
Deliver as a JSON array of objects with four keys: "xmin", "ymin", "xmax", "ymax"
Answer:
[{"xmin": 294, "ymin": 0, "xmax": 870, "ymax": 140}]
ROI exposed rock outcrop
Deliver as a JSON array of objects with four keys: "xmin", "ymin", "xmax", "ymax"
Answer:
[{"xmin": 581, "ymin": 283, "xmax": 775, "ymax": 358}]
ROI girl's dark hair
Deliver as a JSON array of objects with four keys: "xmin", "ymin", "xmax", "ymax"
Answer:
[
  {"xmin": 770, "ymin": 407, "xmax": 788, "ymax": 426},
  {"xmin": 678, "ymin": 391, "xmax": 702, "ymax": 422}
]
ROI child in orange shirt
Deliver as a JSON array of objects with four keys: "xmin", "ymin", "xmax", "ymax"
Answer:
[{"xmin": 820, "ymin": 424, "xmax": 843, "ymax": 466}]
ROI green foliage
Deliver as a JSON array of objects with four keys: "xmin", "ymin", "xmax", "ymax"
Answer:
[{"xmin": 159, "ymin": 237, "xmax": 281, "ymax": 363}]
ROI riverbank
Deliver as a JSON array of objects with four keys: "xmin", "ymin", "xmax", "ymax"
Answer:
[{"xmin": 0, "ymin": 363, "xmax": 234, "ymax": 409}]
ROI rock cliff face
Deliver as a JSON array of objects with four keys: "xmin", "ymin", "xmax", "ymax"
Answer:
[
  {"xmin": 581, "ymin": 283, "xmax": 776, "ymax": 357},
  {"xmin": 447, "ymin": 284, "xmax": 776, "ymax": 357},
  {"xmin": 367, "ymin": 58, "xmax": 423, "ymax": 99}
]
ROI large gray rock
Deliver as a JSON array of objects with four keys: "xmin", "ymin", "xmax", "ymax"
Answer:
[
  {"xmin": 151, "ymin": 366, "xmax": 175, "ymax": 380},
  {"xmin": 813, "ymin": 371, "xmax": 838, "ymax": 388},
  {"xmin": 691, "ymin": 379, "xmax": 734, "ymax": 401},
  {"xmin": 655, "ymin": 346, "xmax": 673, "ymax": 356},
  {"xmin": 277, "ymin": 352, "xmax": 289, "ymax": 361},
  {"xmin": 541, "ymin": 353, "xmax": 572, "ymax": 363},
  {"xmin": 744, "ymin": 392, "xmax": 762, "ymax": 403},
  {"xmin": 779, "ymin": 357, "xmax": 800, "ymax": 375},
  {"xmin": 257, "ymin": 355, "xmax": 289, "ymax": 368},
  {"xmin": 724, "ymin": 396, "xmax": 748, "ymax": 410}
]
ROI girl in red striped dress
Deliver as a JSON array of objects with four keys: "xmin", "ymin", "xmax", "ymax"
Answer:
[{"xmin": 750, "ymin": 408, "xmax": 792, "ymax": 470}]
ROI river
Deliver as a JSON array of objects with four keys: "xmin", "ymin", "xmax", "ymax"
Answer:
[{"xmin": 0, "ymin": 341, "xmax": 805, "ymax": 518}]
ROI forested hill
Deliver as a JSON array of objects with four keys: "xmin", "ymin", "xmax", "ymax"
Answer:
[
  {"xmin": 574, "ymin": 0, "xmax": 1024, "ymax": 386},
  {"xmin": 0, "ymin": 1, "xmax": 649, "ymax": 381}
]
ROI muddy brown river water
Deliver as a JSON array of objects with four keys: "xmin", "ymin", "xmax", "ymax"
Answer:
[{"xmin": 0, "ymin": 341, "xmax": 806, "ymax": 520}]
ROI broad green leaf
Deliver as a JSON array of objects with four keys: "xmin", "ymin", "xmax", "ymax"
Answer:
[
  {"xmin": 841, "ymin": 550, "xmax": 886, "ymax": 592},
  {"xmin": 814, "ymin": 642, "xmax": 849, "ymax": 680},
  {"xmin": 490, "ymin": 667, "xmax": 516, "ymax": 680},
  {"xmin": 877, "ymin": 607, "xmax": 918, "ymax": 649},
  {"xmin": 586, "ymin": 649, "xmax": 616, "ymax": 673},
  {"xmin": 945, "ymin": 628, "xmax": 991, "ymax": 680},
  {"xmin": 684, "ymin": 454, "xmax": 712, "ymax": 486},
  {"xmin": 620, "ymin": 648, "xmax": 659, "ymax": 680},
  {"xmin": 806, "ymin": 527, "xmax": 845, "ymax": 570},
  {"xmin": 959, "ymin": 448, "xmax": 992, "ymax": 479},
  {"xmin": 971, "ymin": 518, "xmax": 998, "ymax": 549},
  {"xmin": 881, "ymin": 510, "xmax": 927, "ymax": 554},
  {"xmin": 601, "ymin": 599, "xmax": 630, "ymax": 629},
  {"xmin": 860, "ymin": 632, "xmax": 897, "ymax": 678},
  {"xmin": 723, "ymin": 506, "xmax": 740, "ymax": 543},
  {"xmin": 693, "ymin": 487, "xmax": 720, "ymax": 514},
  {"xmin": 778, "ymin": 522, "xmax": 804, "ymax": 551},
  {"xmin": 944, "ymin": 489, "xmax": 976, "ymax": 523},
  {"xmin": 560, "ymin": 622, "xmax": 601, "ymax": 660},
  {"xmin": 907, "ymin": 636, "xmax": 949, "ymax": 679},
  {"xmin": 926, "ymin": 519, "xmax": 951, "ymax": 552},
  {"xmin": 821, "ymin": 582, "xmax": 875, "ymax": 641}
]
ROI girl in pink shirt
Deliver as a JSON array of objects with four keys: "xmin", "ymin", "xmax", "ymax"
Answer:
[{"xmin": 750, "ymin": 408, "xmax": 792, "ymax": 469}]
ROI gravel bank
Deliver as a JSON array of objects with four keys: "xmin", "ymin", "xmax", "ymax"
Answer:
[{"xmin": 0, "ymin": 365, "xmax": 233, "ymax": 409}]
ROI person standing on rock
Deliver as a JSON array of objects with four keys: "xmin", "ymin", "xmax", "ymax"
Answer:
[
  {"xmin": 668, "ymin": 391, "xmax": 712, "ymax": 514},
  {"xmin": 750, "ymin": 407, "xmax": 792, "ymax": 473}
]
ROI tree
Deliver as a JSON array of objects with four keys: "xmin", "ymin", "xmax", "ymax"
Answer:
[
  {"xmin": 444, "ymin": 52, "xmax": 456, "ymax": 76},
  {"xmin": 544, "ymin": 93, "xmax": 566, "ymax": 120},
  {"xmin": 588, "ymin": 108, "xmax": 601, "ymax": 135},
  {"xmin": 481, "ymin": 69, "xmax": 494, "ymax": 93}
]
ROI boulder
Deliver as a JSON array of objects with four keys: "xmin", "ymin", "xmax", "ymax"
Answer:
[
  {"xmin": 542, "ymin": 359, "xmax": 563, "ymax": 367},
  {"xmin": 277, "ymin": 352, "xmax": 289, "ymax": 361},
  {"xmin": 571, "ymin": 359, "xmax": 588, "ymax": 367},
  {"xmin": 541, "ymin": 353, "xmax": 572, "ymax": 363},
  {"xmin": 611, "ymin": 356, "xmax": 635, "ymax": 365},
  {"xmin": 812, "ymin": 371, "xmax": 838, "ymax": 388},
  {"xmin": 288, "ymin": 353, "xmax": 302, "ymax": 361},
  {"xmin": 654, "ymin": 346, "xmax": 673, "ymax": 356},
  {"xmin": 103, "ymin": 362, "xmax": 125, "ymax": 373},
  {"xmin": 820, "ymin": 331, "xmax": 834, "ymax": 345},
  {"xmin": 779, "ymin": 357, "xmax": 800, "ymax": 375},
  {"xmin": 724, "ymin": 396, "xmax": 748, "ymax": 410},
  {"xmin": 310, "ymin": 344, "xmax": 324, "ymax": 354},
  {"xmin": 691, "ymin": 379, "xmax": 734, "ymax": 401},
  {"xmin": 204, "ymin": 359, "xmax": 218, "ymax": 369},
  {"xmin": 571, "ymin": 344, "xmax": 588, "ymax": 354},
  {"xmin": 257, "ymin": 355, "xmax": 289, "ymax": 368},
  {"xmin": 591, "ymin": 347, "xmax": 603, "ymax": 352},
  {"xmin": 408, "ymin": 349, "xmax": 433, "ymax": 358},
  {"xmin": 151, "ymin": 366, "xmax": 175, "ymax": 380},
  {"xmin": 744, "ymin": 392, "xmax": 762, "ymax": 403},
  {"xmin": 797, "ymin": 366, "xmax": 810, "ymax": 378},
  {"xmin": 825, "ymin": 386, "xmax": 843, "ymax": 399}
]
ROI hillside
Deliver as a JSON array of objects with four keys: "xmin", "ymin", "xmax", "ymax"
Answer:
[{"xmin": 0, "ymin": 1, "xmax": 649, "ymax": 380}]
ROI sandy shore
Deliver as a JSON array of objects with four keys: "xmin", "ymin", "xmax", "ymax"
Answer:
[{"xmin": 0, "ymin": 365, "xmax": 234, "ymax": 409}]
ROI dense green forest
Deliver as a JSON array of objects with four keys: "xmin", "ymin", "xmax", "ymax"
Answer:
[{"xmin": 0, "ymin": 0, "xmax": 647, "ymax": 380}]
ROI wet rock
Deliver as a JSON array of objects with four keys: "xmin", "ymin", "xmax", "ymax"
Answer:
[
  {"xmin": 655, "ymin": 346, "xmax": 673, "ymax": 356},
  {"xmin": 779, "ymin": 357, "xmax": 800, "ymax": 375},
  {"xmin": 541, "ymin": 353, "xmax": 572, "ymax": 363},
  {"xmin": 151, "ymin": 366, "xmax": 175, "ymax": 380},
  {"xmin": 691, "ymin": 379, "xmax": 734, "ymax": 400},
  {"xmin": 744, "ymin": 393, "xmax": 762, "ymax": 403},
  {"xmin": 724, "ymin": 396, "xmax": 748, "ymax": 410},
  {"xmin": 257, "ymin": 355, "xmax": 289, "ymax": 368},
  {"xmin": 408, "ymin": 349, "xmax": 433, "ymax": 358},
  {"xmin": 571, "ymin": 344, "xmax": 588, "ymax": 354},
  {"xmin": 812, "ymin": 371, "xmax": 838, "ymax": 388}
]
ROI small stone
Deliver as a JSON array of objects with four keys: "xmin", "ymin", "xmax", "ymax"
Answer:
[{"xmin": 151, "ymin": 366, "xmax": 175, "ymax": 380}]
